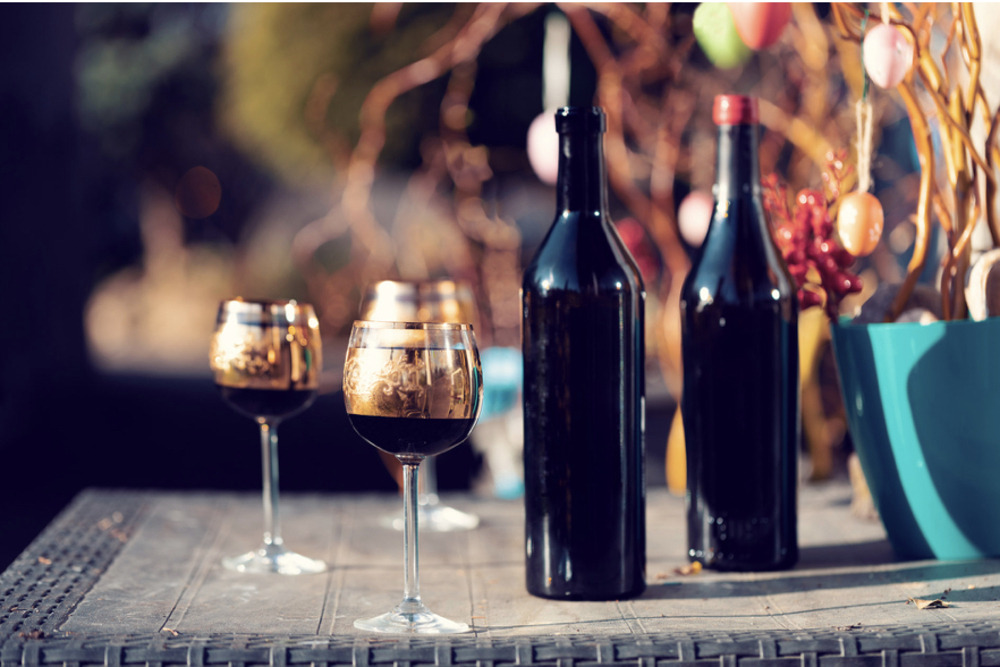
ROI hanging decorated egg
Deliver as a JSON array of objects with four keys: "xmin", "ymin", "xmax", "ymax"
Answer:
[
  {"xmin": 693, "ymin": 3, "xmax": 752, "ymax": 70},
  {"xmin": 836, "ymin": 191, "xmax": 884, "ymax": 257},
  {"xmin": 678, "ymin": 190, "xmax": 714, "ymax": 247},
  {"xmin": 863, "ymin": 22, "xmax": 914, "ymax": 89},
  {"xmin": 526, "ymin": 111, "xmax": 560, "ymax": 185},
  {"xmin": 727, "ymin": 2, "xmax": 792, "ymax": 50}
]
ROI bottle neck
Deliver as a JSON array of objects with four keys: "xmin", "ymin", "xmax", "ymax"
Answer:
[
  {"xmin": 556, "ymin": 131, "xmax": 608, "ymax": 214},
  {"xmin": 714, "ymin": 124, "xmax": 760, "ymax": 200}
]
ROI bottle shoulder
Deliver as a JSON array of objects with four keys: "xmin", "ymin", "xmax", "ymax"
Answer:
[
  {"xmin": 523, "ymin": 212, "xmax": 644, "ymax": 295},
  {"xmin": 682, "ymin": 201, "xmax": 794, "ymax": 304}
]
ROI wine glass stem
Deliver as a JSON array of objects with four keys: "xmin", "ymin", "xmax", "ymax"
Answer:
[
  {"xmin": 259, "ymin": 418, "xmax": 282, "ymax": 548},
  {"xmin": 402, "ymin": 461, "xmax": 422, "ymax": 609}
]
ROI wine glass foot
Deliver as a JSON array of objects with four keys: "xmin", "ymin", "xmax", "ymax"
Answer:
[
  {"xmin": 353, "ymin": 602, "xmax": 470, "ymax": 634},
  {"xmin": 380, "ymin": 502, "xmax": 480, "ymax": 532},
  {"xmin": 222, "ymin": 545, "xmax": 327, "ymax": 575}
]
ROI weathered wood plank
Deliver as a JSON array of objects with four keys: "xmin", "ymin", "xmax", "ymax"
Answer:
[{"xmin": 56, "ymin": 485, "xmax": 1000, "ymax": 639}]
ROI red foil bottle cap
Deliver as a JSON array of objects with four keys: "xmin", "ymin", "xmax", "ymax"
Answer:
[{"xmin": 713, "ymin": 95, "xmax": 759, "ymax": 125}]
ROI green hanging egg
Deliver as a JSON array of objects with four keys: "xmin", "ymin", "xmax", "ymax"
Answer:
[{"xmin": 693, "ymin": 3, "xmax": 752, "ymax": 70}]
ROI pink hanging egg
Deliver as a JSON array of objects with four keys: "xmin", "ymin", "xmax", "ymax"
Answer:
[
  {"xmin": 678, "ymin": 190, "xmax": 714, "ymax": 248},
  {"xmin": 727, "ymin": 2, "xmax": 792, "ymax": 50},
  {"xmin": 837, "ymin": 191, "xmax": 884, "ymax": 257},
  {"xmin": 863, "ymin": 23, "xmax": 913, "ymax": 89},
  {"xmin": 527, "ymin": 111, "xmax": 559, "ymax": 186}
]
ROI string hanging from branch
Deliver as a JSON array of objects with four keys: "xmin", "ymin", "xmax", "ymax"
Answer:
[{"xmin": 836, "ymin": 9, "xmax": 884, "ymax": 259}]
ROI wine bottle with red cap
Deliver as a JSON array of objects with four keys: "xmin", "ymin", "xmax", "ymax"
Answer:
[{"xmin": 680, "ymin": 94, "xmax": 800, "ymax": 571}]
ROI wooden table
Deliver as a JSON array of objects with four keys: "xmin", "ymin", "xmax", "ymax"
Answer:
[{"xmin": 3, "ymin": 484, "xmax": 1000, "ymax": 666}]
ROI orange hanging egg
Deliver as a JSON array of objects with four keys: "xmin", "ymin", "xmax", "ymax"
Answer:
[
  {"xmin": 836, "ymin": 191, "xmax": 884, "ymax": 257},
  {"xmin": 727, "ymin": 2, "xmax": 792, "ymax": 50}
]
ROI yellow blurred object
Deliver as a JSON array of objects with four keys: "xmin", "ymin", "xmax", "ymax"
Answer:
[
  {"xmin": 798, "ymin": 307, "xmax": 845, "ymax": 480},
  {"xmin": 665, "ymin": 404, "xmax": 686, "ymax": 496}
]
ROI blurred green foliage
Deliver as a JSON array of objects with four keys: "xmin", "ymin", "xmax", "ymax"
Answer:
[
  {"xmin": 74, "ymin": 4, "xmax": 226, "ymax": 161},
  {"xmin": 219, "ymin": 3, "xmax": 462, "ymax": 186}
]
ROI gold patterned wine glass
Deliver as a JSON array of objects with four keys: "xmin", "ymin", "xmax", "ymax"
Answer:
[
  {"xmin": 360, "ymin": 280, "xmax": 481, "ymax": 531},
  {"xmin": 209, "ymin": 298, "xmax": 327, "ymax": 575},
  {"xmin": 344, "ymin": 320, "xmax": 483, "ymax": 633}
]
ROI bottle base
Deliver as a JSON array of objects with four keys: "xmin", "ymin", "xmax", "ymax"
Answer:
[
  {"xmin": 526, "ymin": 582, "xmax": 646, "ymax": 601},
  {"xmin": 689, "ymin": 553, "xmax": 798, "ymax": 572}
]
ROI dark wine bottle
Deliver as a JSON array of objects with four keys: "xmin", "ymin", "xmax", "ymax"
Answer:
[
  {"xmin": 680, "ymin": 94, "xmax": 800, "ymax": 571},
  {"xmin": 522, "ymin": 106, "xmax": 646, "ymax": 600}
]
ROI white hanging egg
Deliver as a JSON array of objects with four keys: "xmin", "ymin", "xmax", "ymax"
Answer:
[
  {"xmin": 863, "ymin": 23, "xmax": 913, "ymax": 89},
  {"xmin": 678, "ymin": 190, "xmax": 714, "ymax": 247},
  {"xmin": 527, "ymin": 111, "xmax": 560, "ymax": 186}
]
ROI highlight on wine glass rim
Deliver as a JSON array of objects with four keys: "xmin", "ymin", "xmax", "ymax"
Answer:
[
  {"xmin": 364, "ymin": 279, "xmax": 472, "ymax": 304},
  {"xmin": 361, "ymin": 280, "xmax": 478, "ymax": 327},
  {"xmin": 349, "ymin": 319, "xmax": 476, "ymax": 347},
  {"xmin": 217, "ymin": 297, "xmax": 320, "ymax": 329},
  {"xmin": 351, "ymin": 319, "xmax": 474, "ymax": 330}
]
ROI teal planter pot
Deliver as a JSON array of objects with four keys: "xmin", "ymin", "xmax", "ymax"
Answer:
[{"xmin": 831, "ymin": 317, "xmax": 1000, "ymax": 560}]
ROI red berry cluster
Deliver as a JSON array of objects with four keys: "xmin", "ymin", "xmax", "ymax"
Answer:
[{"xmin": 762, "ymin": 151, "xmax": 863, "ymax": 319}]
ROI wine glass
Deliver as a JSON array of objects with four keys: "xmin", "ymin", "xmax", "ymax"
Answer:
[
  {"xmin": 343, "ymin": 320, "xmax": 483, "ymax": 633},
  {"xmin": 360, "ymin": 280, "xmax": 481, "ymax": 531},
  {"xmin": 209, "ymin": 298, "xmax": 327, "ymax": 575}
]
